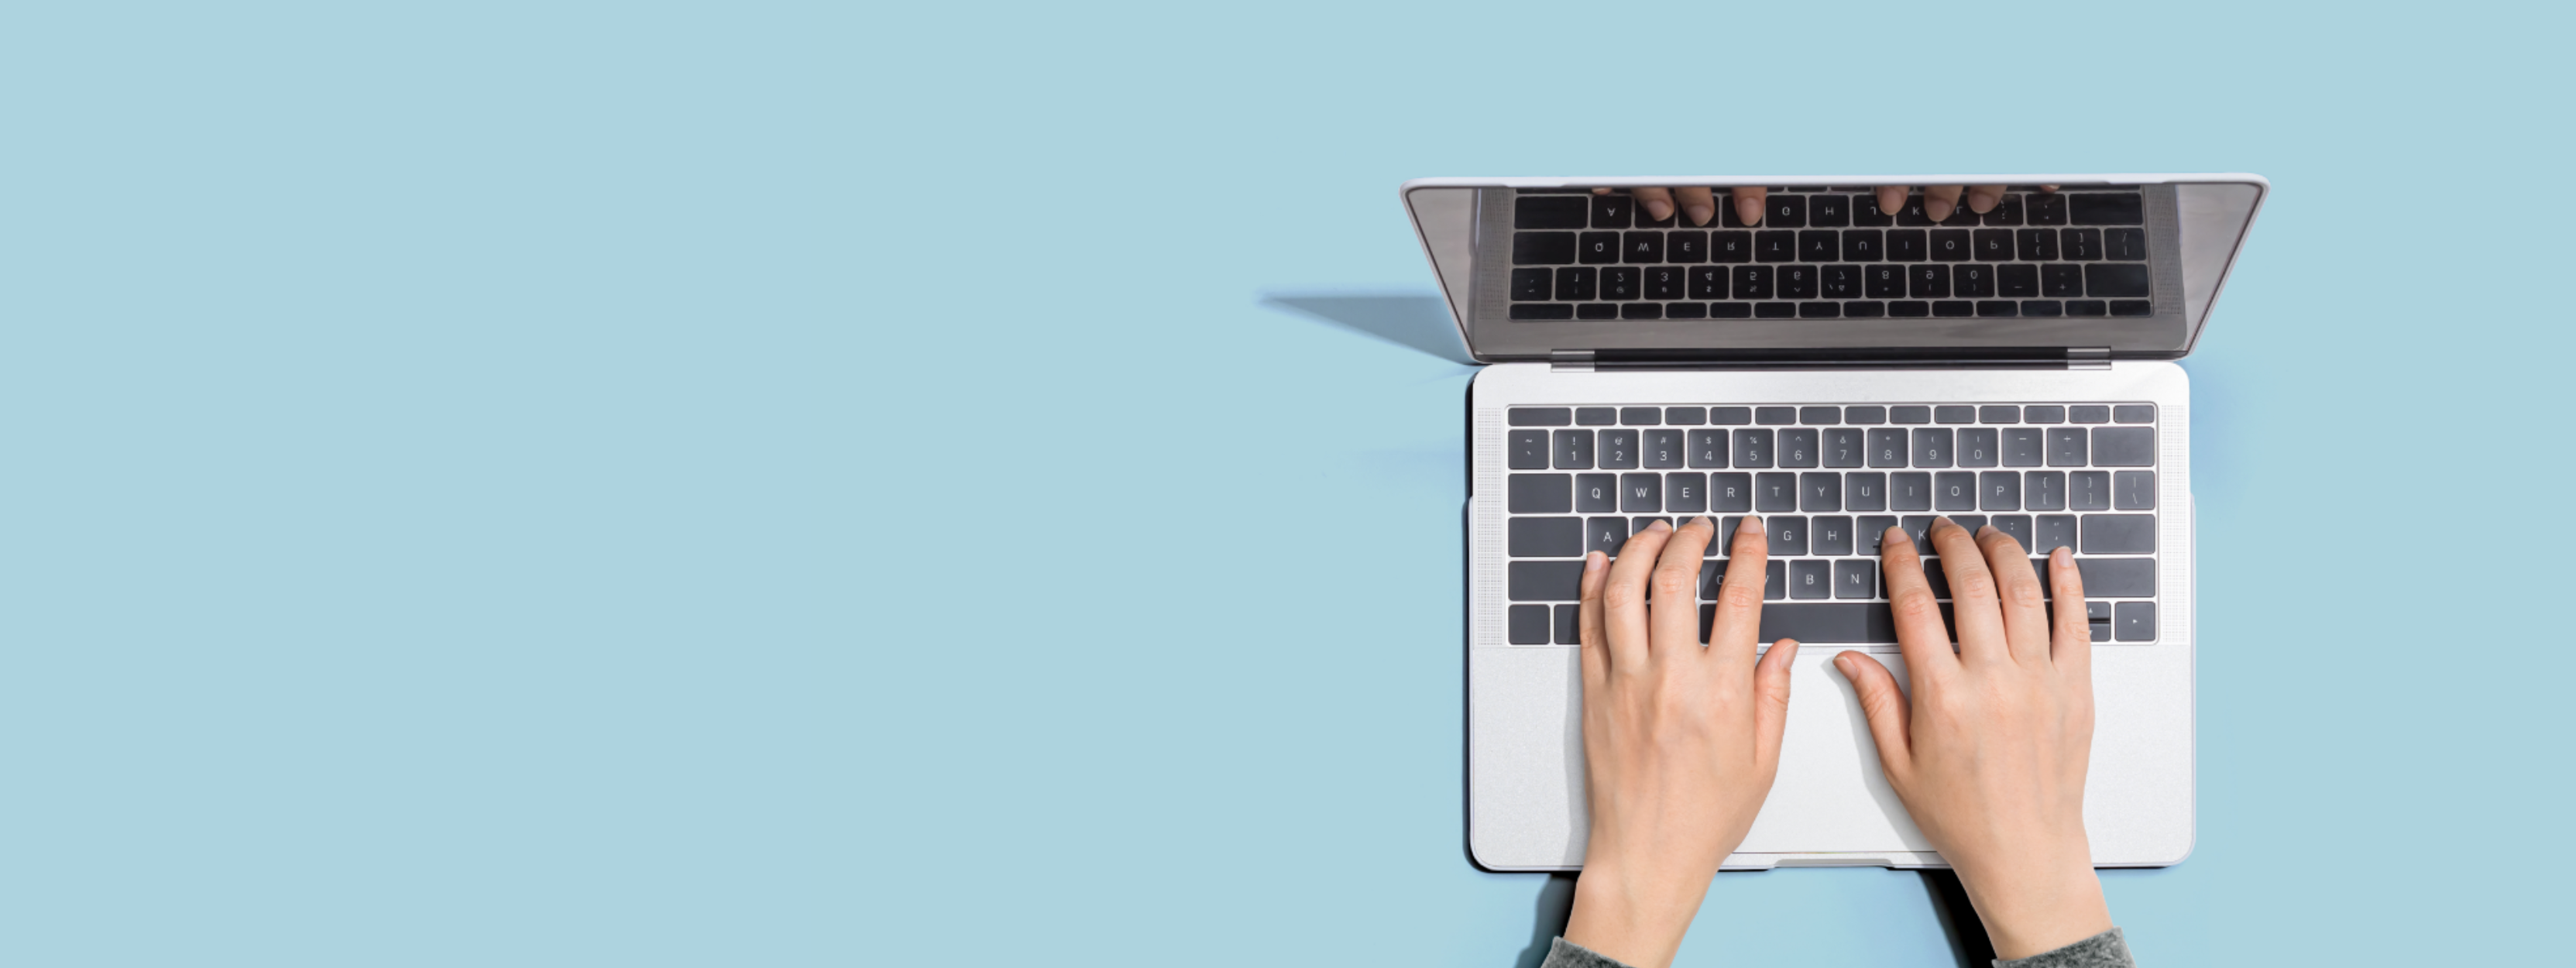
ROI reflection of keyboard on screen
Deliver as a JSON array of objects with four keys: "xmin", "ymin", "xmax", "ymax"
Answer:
[
  {"xmin": 1500, "ymin": 403, "xmax": 2159, "ymax": 646},
  {"xmin": 1506, "ymin": 189, "xmax": 2152, "ymax": 321}
]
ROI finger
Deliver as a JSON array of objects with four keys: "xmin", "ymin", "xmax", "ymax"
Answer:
[
  {"xmin": 1650, "ymin": 517, "xmax": 1716, "ymax": 664},
  {"xmin": 1675, "ymin": 187, "xmax": 1717, "ymax": 226},
  {"xmin": 1578, "ymin": 550, "xmax": 1610, "ymax": 688},
  {"xmin": 1633, "ymin": 187, "xmax": 1674, "ymax": 223},
  {"xmin": 1929, "ymin": 517, "xmax": 2008, "ymax": 664},
  {"xmin": 1977, "ymin": 525, "xmax": 2052, "ymax": 667},
  {"xmin": 1709, "ymin": 514, "xmax": 1768, "ymax": 661},
  {"xmin": 1753, "ymin": 638, "xmax": 1801, "ymax": 765},
  {"xmin": 1876, "ymin": 185, "xmax": 1909, "ymax": 216},
  {"xmin": 2039, "ymin": 184, "xmax": 2059, "ymax": 193},
  {"xmin": 2046, "ymin": 545, "xmax": 2092, "ymax": 677},
  {"xmin": 1733, "ymin": 186, "xmax": 1767, "ymax": 226},
  {"xmin": 1966, "ymin": 184, "xmax": 2007, "ymax": 214},
  {"xmin": 1923, "ymin": 185, "xmax": 1965, "ymax": 221},
  {"xmin": 1877, "ymin": 524, "xmax": 1957, "ymax": 676},
  {"xmin": 1602, "ymin": 520, "xmax": 1672, "ymax": 668},
  {"xmin": 1833, "ymin": 650, "xmax": 1915, "ymax": 780},
  {"xmin": 1592, "ymin": 187, "xmax": 1613, "ymax": 195}
]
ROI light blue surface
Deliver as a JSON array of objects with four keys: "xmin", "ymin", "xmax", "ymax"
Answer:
[{"xmin": 1, "ymin": 2, "xmax": 2566, "ymax": 964}]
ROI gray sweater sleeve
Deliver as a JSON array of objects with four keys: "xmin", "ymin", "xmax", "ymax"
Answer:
[{"xmin": 1535, "ymin": 929, "xmax": 2135, "ymax": 968}]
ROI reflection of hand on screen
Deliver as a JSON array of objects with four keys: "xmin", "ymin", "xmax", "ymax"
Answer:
[{"xmin": 1595, "ymin": 184, "xmax": 2061, "ymax": 227}]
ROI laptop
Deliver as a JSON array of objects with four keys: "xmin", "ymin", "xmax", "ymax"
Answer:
[{"xmin": 1407, "ymin": 174, "xmax": 2265, "ymax": 871}]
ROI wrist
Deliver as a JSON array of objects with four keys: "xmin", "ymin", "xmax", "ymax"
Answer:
[
  {"xmin": 1562, "ymin": 860, "xmax": 1712, "ymax": 968},
  {"xmin": 1957, "ymin": 860, "xmax": 2112, "ymax": 961}
]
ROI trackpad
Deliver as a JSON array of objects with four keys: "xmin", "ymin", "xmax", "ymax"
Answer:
[{"xmin": 1735, "ymin": 650, "xmax": 1933, "ymax": 854}]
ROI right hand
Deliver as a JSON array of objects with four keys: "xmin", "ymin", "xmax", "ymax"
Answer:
[
  {"xmin": 1833, "ymin": 520, "xmax": 2114, "ymax": 960},
  {"xmin": 1602, "ymin": 184, "xmax": 2051, "ymax": 227}
]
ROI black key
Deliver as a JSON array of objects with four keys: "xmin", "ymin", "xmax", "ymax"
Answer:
[
  {"xmin": 2071, "ymin": 193, "xmax": 2145, "ymax": 225},
  {"xmin": 2063, "ymin": 228, "xmax": 2103, "ymax": 260},
  {"xmin": 1733, "ymin": 266, "xmax": 1774, "ymax": 300},
  {"xmin": 1812, "ymin": 194, "xmax": 1851, "ymax": 227},
  {"xmin": 2069, "ymin": 471, "xmax": 2111, "ymax": 511},
  {"xmin": 1985, "ymin": 195, "xmax": 2025, "ymax": 225},
  {"xmin": 1511, "ymin": 267, "xmax": 1552, "ymax": 300},
  {"xmin": 1846, "ymin": 406, "xmax": 1887, "ymax": 424},
  {"xmin": 1686, "ymin": 266, "xmax": 1726, "ymax": 300},
  {"xmin": 1912, "ymin": 427, "xmax": 1954, "ymax": 467},
  {"xmin": 2063, "ymin": 300, "xmax": 2105, "ymax": 317},
  {"xmin": 1822, "ymin": 427, "xmax": 1864, "ymax": 468},
  {"xmin": 2026, "ymin": 471, "xmax": 2066, "ymax": 511},
  {"xmin": 1510, "ymin": 407, "xmax": 1572, "ymax": 427},
  {"xmin": 2028, "ymin": 192, "xmax": 2068, "ymax": 225},
  {"xmin": 1668, "ymin": 407, "xmax": 1705, "ymax": 426},
  {"xmin": 1834, "ymin": 560, "xmax": 1876, "ymax": 599},
  {"xmin": 1711, "ymin": 407, "xmax": 1753, "ymax": 425},
  {"xmin": 1767, "ymin": 515, "xmax": 1808, "ymax": 556},
  {"xmin": 1585, "ymin": 517, "xmax": 1629, "ymax": 557},
  {"xmin": 1733, "ymin": 428, "xmax": 1774, "ymax": 469},
  {"xmin": 1973, "ymin": 228, "xmax": 2013, "ymax": 261},
  {"xmin": 2033, "ymin": 513, "xmax": 2076, "ymax": 553},
  {"xmin": 2082, "ymin": 514, "xmax": 2156, "ymax": 554},
  {"xmin": 1509, "ymin": 517, "xmax": 1583, "ymax": 557},
  {"xmin": 1909, "ymin": 264, "xmax": 1950, "ymax": 299},
  {"xmin": 2069, "ymin": 405, "xmax": 2110, "ymax": 424},
  {"xmin": 1998, "ymin": 264, "xmax": 2038, "ymax": 298},
  {"xmin": 1757, "ymin": 602, "xmax": 1898, "ymax": 644},
  {"xmin": 1959, "ymin": 427, "xmax": 1997, "ymax": 466},
  {"xmin": 1634, "ymin": 202, "xmax": 1675, "ymax": 228},
  {"xmin": 1778, "ymin": 264, "xmax": 1819, "ymax": 300},
  {"xmin": 1554, "ymin": 428, "xmax": 1596, "ymax": 469},
  {"xmin": 1509, "ymin": 304, "xmax": 1574, "ymax": 320},
  {"xmin": 1579, "ymin": 231, "xmax": 1620, "ymax": 264},
  {"xmin": 1711, "ymin": 472, "xmax": 1753, "ymax": 513},
  {"xmin": 1935, "ymin": 471, "xmax": 1976, "ymax": 510},
  {"xmin": 1812, "ymin": 264, "xmax": 1857, "ymax": 300},
  {"xmin": 1891, "ymin": 406, "xmax": 1931, "ymax": 424},
  {"xmin": 1932, "ymin": 300, "xmax": 1973, "ymax": 318},
  {"xmin": 1510, "ymin": 474, "xmax": 1571, "ymax": 513},
  {"xmin": 1615, "ymin": 407, "xmax": 1659, "ymax": 426},
  {"xmin": 2025, "ymin": 406, "xmax": 2065, "ymax": 424},
  {"xmin": 2001, "ymin": 427, "xmax": 2043, "ymax": 467},
  {"xmin": 2111, "ymin": 300, "xmax": 2154, "ymax": 318},
  {"xmin": 2106, "ymin": 228, "xmax": 2148, "ymax": 260},
  {"xmin": 1853, "ymin": 193, "xmax": 1896, "ymax": 226},
  {"xmin": 1712, "ymin": 230, "xmax": 1753, "ymax": 263},
  {"xmin": 1510, "ymin": 560, "xmax": 1586, "ymax": 601},
  {"xmin": 1756, "ymin": 472, "xmax": 1797, "ymax": 512},
  {"xmin": 1509, "ymin": 429, "xmax": 1550, "ymax": 469},
  {"xmin": 1507, "ymin": 604, "xmax": 1550, "ymax": 644},
  {"xmin": 1843, "ymin": 229, "xmax": 1884, "ymax": 262},
  {"xmin": 1919, "ymin": 557, "xmax": 1953, "ymax": 598},
  {"xmin": 1515, "ymin": 195, "xmax": 1590, "ymax": 229},
  {"xmin": 1556, "ymin": 603, "xmax": 1581, "ymax": 644},
  {"xmin": 1619, "ymin": 303, "xmax": 1661, "ymax": 320},
  {"xmin": 1638, "ymin": 266, "xmax": 1682, "ymax": 301},
  {"xmin": 1950, "ymin": 514, "xmax": 1988, "ymax": 533},
  {"xmin": 2046, "ymin": 428, "xmax": 2087, "ymax": 466},
  {"xmin": 1765, "ymin": 560, "xmax": 1786, "ymax": 600},
  {"xmin": 1846, "ymin": 300, "xmax": 1885, "ymax": 316},
  {"xmin": 1687, "ymin": 429, "xmax": 1729, "ymax": 468},
  {"xmin": 1978, "ymin": 406, "xmax": 2018, "ymax": 424},
  {"xmin": 1846, "ymin": 472, "xmax": 1887, "ymax": 511},
  {"xmin": 2078, "ymin": 558, "xmax": 2155, "ymax": 598},
  {"xmin": 1592, "ymin": 194, "xmax": 1633, "ymax": 228},
  {"xmin": 1981, "ymin": 470, "xmax": 2021, "ymax": 511},
  {"xmin": 2093, "ymin": 427, "xmax": 2155, "ymax": 466},
  {"xmin": 2041, "ymin": 264, "xmax": 2083, "ymax": 297},
  {"xmin": 1814, "ymin": 514, "xmax": 1855, "ymax": 555},
  {"xmin": 1887, "ymin": 228, "xmax": 1927, "ymax": 260},
  {"xmin": 2086, "ymin": 263, "xmax": 2151, "ymax": 298},
  {"xmin": 1929, "ymin": 228, "xmax": 1971, "ymax": 262},
  {"xmin": 1667, "ymin": 472, "xmax": 1709, "ymax": 513},
  {"xmin": 1513, "ymin": 232, "xmax": 1577, "ymax": 265},
  {"xmin": 2087, "ymin": 600, "xmax": 2111, "ymax": 641},
  {"xmin": 1896, "ymin": 195, "xmax": 1937, "ymax": 226},
  {"xmin": 1624, "ymin": 231, "xmax": 1666, "ymax": 263},
  {"xmin": 1975, "ymin": 300, "xmax": 2017, "ymax": 318},
  {"xmin": 2116, "ymin": 601, "xmax": 2156, "ymax": 641},
  {"xmin": 1857, "ymin": 515, "xmax": 1897, "ymax": 555},
  {"xmin": 1867, "ymin": 427, "xmax": 1908, "ymax": 468},
  {"xmin": 1577, "ymin": 304, "xmax": 1617, "ymax": 319},
  {"xmin": 1554, "ymin": 267, "xmax": 1599, "ymax": 301},
  {"xmin": 1755, "ymin": 230, "xmax": 1796, "ymax": 263},
  {"xmin": 1631, "ymin": 517, "xmax": 1674, "ymax": 538},
  {"xmin": 1954, "ymin": 263, "xmax": 1995, "ymax": 298},
  {"xmin": 1576, "ymin": 473, "xmax": 1616, "ymax": 513},
  {"xmin": 1898, "ymin": 514, "xmax": 1936, "ymax": 548},
  {"xmin": 1668, "ymin": 230, "xmax": 1709, "ymax": 263},
  {"xmin": 1938, "ymin": 201, "xmax": 1981, "ymax": 227},
  {"xmin": 1602, "ymin": 266, "xmax": 1641, "ymax": 300},
  {"xmin": 1779, "ymin": 428, "xmax": 1819, "ymax": 468},
  {"xmin": 1700, "ymin": 560, "xmax": 1726, "ymax": 598},
  {"xmin": 1993, "ymin": 514, "xmax": 2032, "ymax": 550},
  {"xmin": 1799, "ymin": 230, "xmax": 1839, "ymax": 262},
  {"xmin": 1599, "ymin": 429, "xmax": 1640, "ymax": 469},
  {"xmin": 1642, "ymin": 428, "xmax": 1685, "ymax": 469},
  {"xmin": 1864, "ymin": 264, "xmax": 1905, "ymax": 297},
  {"xmin": 1755, "ymin": 407, "xmax": 1795, "ymax": 426},
  {"xmin": 1891, "ymin": 472, "xmax": 1932, "ymax": 511},
  {"xmin": 1619, "ymin": 472, "xmax": 1663, "ymax": 512},
  {"xmin": 1767, "ymin": 194, "xmax": 1807, "ymax": 228},
  {"xmin": 1790, "ymin": 559, "xmax": 1831, "ymax": 599},
  {"xmin": 1801, "ymin": 471, "xmax": 1842, "ymax": 512},
  {"xmin": 2114, "ymin": 404, "xmax": 2155, "ymax": 424},
  {"xmin": 2015, "ymin": 227, "xmax": 2060, "ymax": 261},
  {"xmin": 2114, "ymin": 470, "xmax": 2155, "ymax": 510}
]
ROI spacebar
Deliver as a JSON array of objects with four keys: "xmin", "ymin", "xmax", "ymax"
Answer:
[{"xmin": 1756, "ymin": 604, "xmax": 1897, "ymax": 644}]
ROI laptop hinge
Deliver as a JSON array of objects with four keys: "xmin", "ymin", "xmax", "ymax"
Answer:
[
  {"xmin": 2067, "ymin": 347, "xmax": 2111, "ymax": 370},
  {"xmin": 1551, "ymin": 349, "xmax": 1595, "ymax": 372}
]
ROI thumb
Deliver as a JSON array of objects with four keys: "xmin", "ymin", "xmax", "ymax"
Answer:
[
  {"xmin": 1751, "ymin": 639, "xmax": 1799, "ymax": 765},
  {"xmin": 1832, "ymin": 650, "xmax": 1914, "ymax": 778}
]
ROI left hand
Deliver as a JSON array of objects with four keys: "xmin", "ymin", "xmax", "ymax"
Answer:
[{"xmin": 1561, "ymin": 517, "xmax": 1799, "ymax": 968}]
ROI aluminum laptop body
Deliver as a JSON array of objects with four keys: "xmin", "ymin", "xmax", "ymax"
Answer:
[{"xmin": 1408, "ymin": 174, "xmax": 2266, "ymax": 870}]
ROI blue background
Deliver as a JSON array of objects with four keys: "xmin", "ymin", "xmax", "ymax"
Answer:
[{"xmin": 2, "ymin": 2, "xmax": 2563, "ymax": 964}]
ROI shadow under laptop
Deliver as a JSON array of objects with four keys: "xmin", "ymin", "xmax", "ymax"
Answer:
[
  {"xmin": 1922, "ymin": 869, "xmax": 1999, "ymax": 966},
  {"xmin": 1257, "ymin": 292, "xmax": 1478, "ymax": 366},
  {"xmin": 1513, "ymin": 873, "xmax": 1578, "ymax": 968}
]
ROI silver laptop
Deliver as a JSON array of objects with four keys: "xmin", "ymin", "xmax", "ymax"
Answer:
[{"xmin": 1409, "ymin": 174, "xmax": 2265, "ymax": 871}]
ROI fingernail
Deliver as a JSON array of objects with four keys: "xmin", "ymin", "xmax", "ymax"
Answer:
[
  {"xmin": 1585, "ymin": 550, "xmax": 1606, "ymax": 572},
  {"xmin": 2051, "ymin": 545, "xmax": 2072, "ymax": 565},
  {"xmin": 1645, "ymin": 199, "xmax": 1671, "ymax": 220},
  {"xmin": 1686, "ymin": 204, "xmax": 1713, "ymax": 225},
  {"xmin": 1647, "ymin": 519, "xmax": 1671, "ymax": 533},
  {"xmin": 1692, "ymin": 515, "xmax": 1712, "ymax": 530},
  {"xmin": 1884, "ymin": 524, "xmax": 1908, "ymax": 545}
]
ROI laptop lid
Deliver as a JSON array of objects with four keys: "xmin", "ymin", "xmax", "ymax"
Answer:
[{"xmin": 1403, "ymin": 174, "xmax": 2265, "ymax": 366}]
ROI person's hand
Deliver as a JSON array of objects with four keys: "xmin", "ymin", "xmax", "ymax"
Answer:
[
  {"xmin": 1596, "ymin": 184, "xmax": 2058, "ymax": 226},
  {"xmin": 1834, "ymin": 520, "xmax": 2114, "ymax": 960},
  {"xmin": 1561, "ymin": 517, "xmax": 1799, "ymax": 968}
]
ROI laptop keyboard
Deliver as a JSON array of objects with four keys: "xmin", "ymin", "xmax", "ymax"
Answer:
[
  {"xmin": 1500, "ymin": 403, "xmax": 2160, "ymax": 646},
  {"xmin": 1504, "ymin": 189, "xmax": 2152, "ymax": 322}
]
